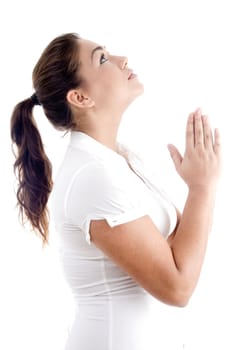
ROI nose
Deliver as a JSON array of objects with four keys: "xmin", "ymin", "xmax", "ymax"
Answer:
[{"xmin": 120, "ymin": 56, "xmax": 128, "ymax": 70}]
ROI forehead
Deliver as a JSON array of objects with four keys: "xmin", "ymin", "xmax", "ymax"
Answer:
[{"xmin": 78, "ymin": 39, "xmax": 101, "ymax": 57}]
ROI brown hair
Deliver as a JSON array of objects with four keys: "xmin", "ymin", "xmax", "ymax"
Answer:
[{"xmin": 10, "ymin": 33, "xmax": 82, "ymax": 245}]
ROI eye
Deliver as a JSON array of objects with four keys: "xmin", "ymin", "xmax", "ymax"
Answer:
[{"xmin": 100, "ymin": 53, "xmax": 108, "ymax": 64}]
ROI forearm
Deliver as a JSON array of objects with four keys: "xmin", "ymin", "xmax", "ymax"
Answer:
[{"xmin": 170, "ymin": 187, "xmax": 217, "ymax": 292}]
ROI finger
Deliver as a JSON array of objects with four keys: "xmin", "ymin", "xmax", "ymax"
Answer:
[
  {"xmin": 213, "ymin": 128, "xmax": 221, "ymax": 155},
  {"xmin": 194, "ymin": 109, "xmax": 204, "ymax": 147},
  {"xmin": 167, "ymin": 144, "xmax": 183, "ymax": 171},
  {"xmin": 185, "ymin": 112, "xmax": 194, "ymax": 150},
  {"xmin": 202, "ymin": 115, "xmax": 214, "ymax": 149}
]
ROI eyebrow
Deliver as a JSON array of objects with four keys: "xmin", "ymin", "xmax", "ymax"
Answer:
[{"xmin": 91, "ymin": 46, "xmax": 106, "ymax": 61}]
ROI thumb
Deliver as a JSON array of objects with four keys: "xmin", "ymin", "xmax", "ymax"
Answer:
[{"xmin": 167, "ymin": 144, "xmax": 183, "ymax": 170}]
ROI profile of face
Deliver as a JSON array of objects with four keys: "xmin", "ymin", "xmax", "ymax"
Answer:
[{"xmin": 75, "ymin": 39, "xmax": 144, "ymax": 113}]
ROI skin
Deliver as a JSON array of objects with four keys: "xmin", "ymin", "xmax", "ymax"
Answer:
[
  {"xmin": 66, "ymin": 39, "xmax": 222, "ymax": 307},
  {"xmin": 67, "ymin": 39, "xmax": 144, "ymax": 151}
]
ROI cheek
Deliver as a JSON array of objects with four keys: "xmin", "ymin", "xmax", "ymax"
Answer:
[
  {"xmin": 88, "ymin": 69, "xmax": 129, "ymax": 104},
  {"xmin": 98, "ymin": 75, "xmax": 127, "ymax": 97}
]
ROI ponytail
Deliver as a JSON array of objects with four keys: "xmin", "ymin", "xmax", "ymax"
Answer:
[
  {"xmin": 10, "ymin": 33, "xmax": 82, "ymax": 244},
  {"xmin": 10, "ymin": 96, "xmax": 53, "ymax": 244}
]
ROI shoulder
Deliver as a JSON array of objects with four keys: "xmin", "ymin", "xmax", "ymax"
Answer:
[{"xmin": 67, "ymin": 157, "xmax": 139, "ymax": 201}]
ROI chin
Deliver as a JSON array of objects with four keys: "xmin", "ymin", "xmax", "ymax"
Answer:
[
  {"xmin": 119, "ymin": 82, "xmax": 145, "ymax": 109},
  {"xmin": 138, "ymin": 83, "xmax": 145, "ymax": 95},
  {"xmin": 131, "ymin": 83, "xmax": 144, "ymax": 100},
  {"xmin": 125, "ymin": 90, "xmax": 144, "ymax": 109},
  {"xmin": 134, "ymin": 78, "xmax": 144, "ymax": 94}
]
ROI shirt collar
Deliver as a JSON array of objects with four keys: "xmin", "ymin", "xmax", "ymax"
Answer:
[{"xmin": 69, "ymin": 131, "xmax": 127, "ymax": 162}]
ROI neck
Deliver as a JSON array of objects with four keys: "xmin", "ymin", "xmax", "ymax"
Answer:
[
  {"xmin": 74, "ymin": 110, "xmax": 123, "ymax": 152},
  {"xmin": 80, "ymin": 127, "xmax": 119, "ymax": 152}
]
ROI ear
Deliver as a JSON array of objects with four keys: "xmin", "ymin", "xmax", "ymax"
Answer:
[{"xmin": 66, "ymin": 89, "xmax": 95, "ymax": 109}]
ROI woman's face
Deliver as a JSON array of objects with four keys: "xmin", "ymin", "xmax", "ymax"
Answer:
[{"xmin": 77, "ymin": 39, "xmax": 144, "ymax": 112}]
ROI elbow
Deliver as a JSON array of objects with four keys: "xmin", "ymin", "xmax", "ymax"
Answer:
[
  {"xmin": 170, "ymin": 284, "xmax": 194, "ymax": 307},
  {"xmin": 149, "ymin": 272, "xmax": 196, "ymax": 307},
  {"xmin": 172, "ymin": 293, "xmax": 190, "ymax": 308},
  {"xmin": 167, "ymin": 270, "xmax": 197, "ymax": 307},
  {"xmin": 159, "ymin": 284, "xmax": 193, "ymax": 308},
  {"xmin": 151, "ymin": 286, "xmax": 192, "ymax": 308}
]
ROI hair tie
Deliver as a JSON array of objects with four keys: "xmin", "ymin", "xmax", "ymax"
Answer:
[{"xmin": 30, "ymin": 93, "xmax": 41, "ymax": 106}]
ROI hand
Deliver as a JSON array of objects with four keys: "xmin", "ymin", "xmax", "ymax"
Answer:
[{"xmin": 167, "ymin": 108, "xmax": 221, "ymax": 191}]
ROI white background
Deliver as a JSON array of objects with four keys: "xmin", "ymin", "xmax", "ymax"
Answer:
[{"xmin": 0, "ymin": 0, "xmax": 233, "ymax": 349}]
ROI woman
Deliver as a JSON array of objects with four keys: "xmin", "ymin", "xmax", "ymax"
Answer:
[{"xmin": 10, "ymin": 33, "xmax": 221, "ymax": 350}]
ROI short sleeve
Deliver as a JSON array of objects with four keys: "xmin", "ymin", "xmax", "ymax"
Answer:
[{"xmin": 64, "ymin": 161, "xmax": 147, "ymax": 244}]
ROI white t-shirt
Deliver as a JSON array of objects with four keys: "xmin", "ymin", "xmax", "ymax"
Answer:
[{"xmin": 51, "ymin": 131, "xmax": 178, "ymax": 350}]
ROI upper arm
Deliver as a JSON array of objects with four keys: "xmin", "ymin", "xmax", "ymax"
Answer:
[{"xmin": 90, "ymin": 214, "xmax": 188, "ymax": 306}]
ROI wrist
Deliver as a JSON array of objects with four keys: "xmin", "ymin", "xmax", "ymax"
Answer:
[{"xmin": 187, "ymin": 184, "xmax": 217, "ymax": 199}]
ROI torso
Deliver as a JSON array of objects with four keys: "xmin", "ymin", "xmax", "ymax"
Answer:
[{"xmin": 51, "ymin": 131, "xmax": 178, "ymax": 350}]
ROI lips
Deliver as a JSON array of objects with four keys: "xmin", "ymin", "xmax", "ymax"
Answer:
[
  {"xmin": 128, "ymin": 70, "xmax": 133, "ymax": 79},
  {"xmin": 128, "ymin": 70, "xmax": 137, "ymax": 80}
]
